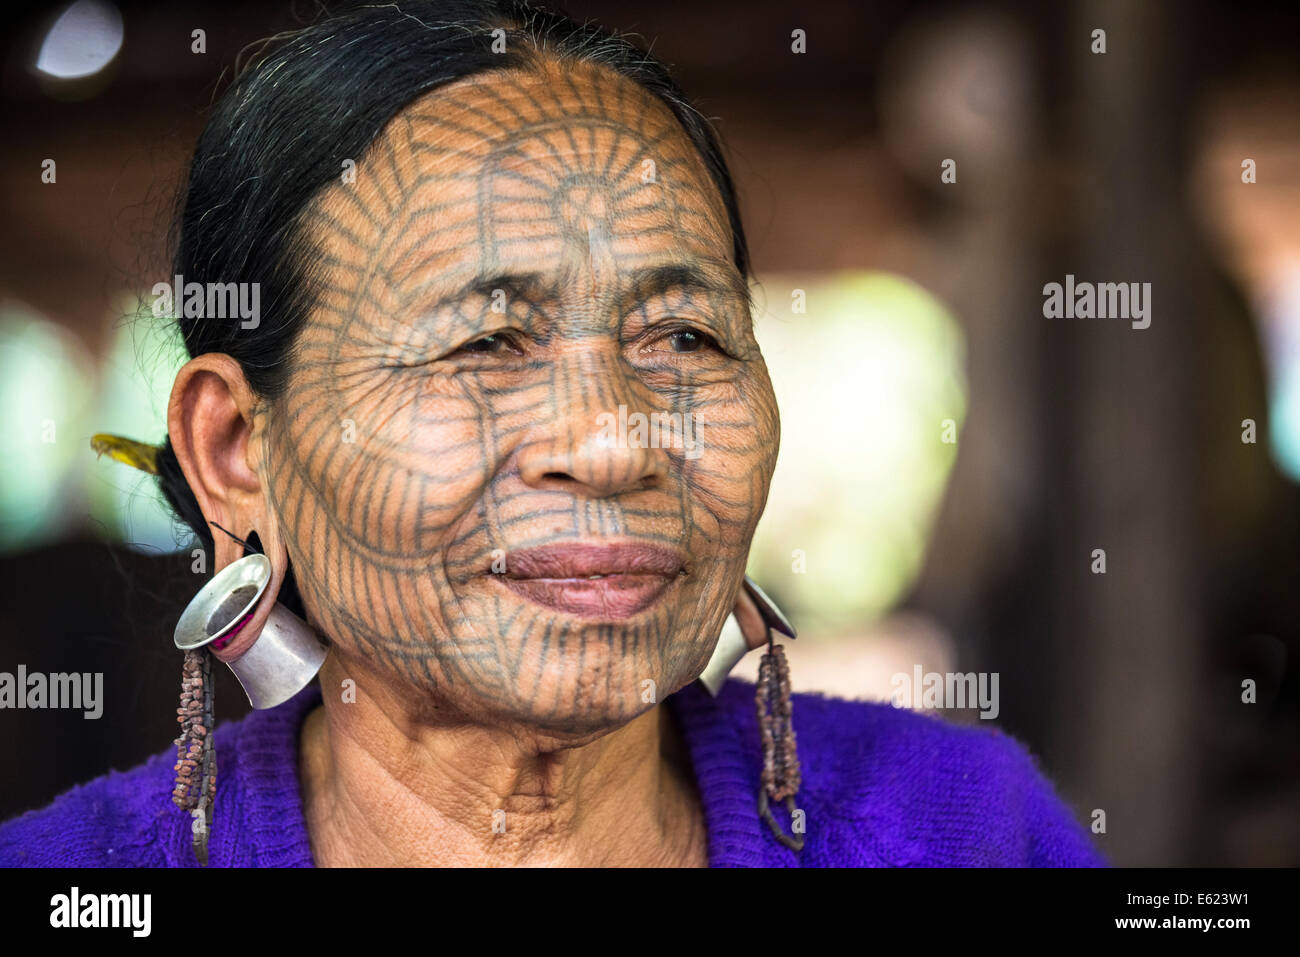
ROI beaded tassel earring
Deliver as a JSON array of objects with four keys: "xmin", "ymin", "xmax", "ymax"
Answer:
[
  {"xmin": 172, "ymin": 648, "xmax": 216, "ymax": 864},
  {"xmin": 171, "ymin": 523, "xmax": 251, "ymax": 867},
  {"xmin": 695, "ymin": 574, "xmax": 805, "ymax": 852},
  {"xmin": 756, "ymin": 635, "xmax": 803, "ymax": 851}
]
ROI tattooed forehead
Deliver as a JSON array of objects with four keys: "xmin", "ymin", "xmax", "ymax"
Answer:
[{"xmin": 305, "ymin": 61, "xmax": 743, "ymax": 347}]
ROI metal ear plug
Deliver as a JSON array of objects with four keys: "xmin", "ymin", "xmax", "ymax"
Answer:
[{"xmin": 174, "ymin": 553, "xmax": 327, "ymax": 711}]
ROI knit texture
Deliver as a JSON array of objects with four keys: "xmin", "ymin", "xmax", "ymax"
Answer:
[{"xmin": 0, "ymin": 678, "xmax": 1106, "ymax": 867}]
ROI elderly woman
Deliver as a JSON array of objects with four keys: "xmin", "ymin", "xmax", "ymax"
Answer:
[{"xmin": 0, "ymin": 0, "xmax": 1102, "ymax": 867}]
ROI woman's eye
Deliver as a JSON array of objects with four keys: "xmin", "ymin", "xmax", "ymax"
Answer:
[
  {"xmin": 460, "ymin": 334, "xmax": 516, "ymax": 355},
  {"xmin": 661, "ymin": 329, "xmax": 719, "ymax": 354}
]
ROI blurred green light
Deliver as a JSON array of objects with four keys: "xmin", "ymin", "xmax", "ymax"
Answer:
[{"xmin": 749, "ymin": 272, "xmax": 967, "ymax": 631}]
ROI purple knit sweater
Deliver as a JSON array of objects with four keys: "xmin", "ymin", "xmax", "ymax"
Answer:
[{"xmin": 0, "ymin": 678, "xmax": 1105, "ymax": 866}]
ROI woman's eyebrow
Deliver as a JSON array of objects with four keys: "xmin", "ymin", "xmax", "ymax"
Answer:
[
  {"xmin": 621, "ymin": 262, "xmax": 750, "ymax": 309},
  {"xmin": 451, "ymin": 270, "xmax": 553, "ymax": 305},
  {"xmin": 402, "ymin": 270, "xmax": 553, "ymax": 317}
]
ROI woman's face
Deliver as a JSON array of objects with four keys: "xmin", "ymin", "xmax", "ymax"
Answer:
[{"xmin": 262, "ymin": 61, "xmax": 778, "ymax": 733}]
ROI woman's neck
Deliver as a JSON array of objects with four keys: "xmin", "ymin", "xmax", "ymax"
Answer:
[{"xmin": 297, "ymin": 654, "xmax": 708, "ymax": 867}]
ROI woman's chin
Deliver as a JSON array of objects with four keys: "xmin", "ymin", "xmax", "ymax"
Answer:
[
  {"xmin": 457, "ymin": 639, "xmax": 699, "ymax": 737},
  {"xmin": 514, "ymin": 654, "xmax": 664, "ymax": 731}
]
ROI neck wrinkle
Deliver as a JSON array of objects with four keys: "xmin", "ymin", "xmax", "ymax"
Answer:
[{"xmin": 298, "ymin": 655, "xmax": 706, "ymax": 867}]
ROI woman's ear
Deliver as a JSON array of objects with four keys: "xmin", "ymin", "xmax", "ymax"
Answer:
[
  {"xmin": 167, "ymin": 354, "xmax": 293, "ymax": 662},
  {"xmin": 167, "ymin": 353, "xmax": 272, "ymax": 572}
]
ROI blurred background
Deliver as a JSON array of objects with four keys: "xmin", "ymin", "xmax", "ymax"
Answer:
[{"xmin": 1, "ymin": 0, "xmax": 1297, "ymax": 866}]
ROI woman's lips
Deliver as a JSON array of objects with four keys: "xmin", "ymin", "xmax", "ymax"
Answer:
[
  {"xmin": 500, "ymin": 576, "xmax": 674, "ymax": 619},
  {"xmin": 495, "ymin": 543, "xmax": 683, "ymax": 619}
]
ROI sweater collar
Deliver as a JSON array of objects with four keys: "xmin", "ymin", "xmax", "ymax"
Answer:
[{"xmin": 667, "ymin": 680, "xmax": 791, "ymax": 867}]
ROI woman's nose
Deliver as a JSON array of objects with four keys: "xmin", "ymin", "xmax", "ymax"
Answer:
[{"xmin": 516, "ymin": 351, "xmax": 670, "ymax": 497}]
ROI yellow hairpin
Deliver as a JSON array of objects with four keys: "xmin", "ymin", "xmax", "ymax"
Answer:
[{"xmin": 91, "ymin": 433, "xmax": 161, "ymax": 475}]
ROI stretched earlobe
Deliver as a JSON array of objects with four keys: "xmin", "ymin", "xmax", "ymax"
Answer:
[
  {"xmin": 739, "ymin": 577, "xmax": 796, "ymax": 639},
  {"xmin": 696, "ymin": 575, "xmax": 797, "ymax": 696},
  {"xmin": 205, "ymin": 526, "xmax": 286, "ymax": 662}
]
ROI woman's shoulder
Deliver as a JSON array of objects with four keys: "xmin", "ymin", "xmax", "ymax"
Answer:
[
  {"xmin": 0, "ymin": 743, "xmax": 179, "ymax": 867},
  {"xmin": 711, "ymin": 680, "xmax": 1108, "ymax": 866},
  {"xmin": 0, "ymin": 685, "xmax": 320, "ymax": 868},
  {"xmin": 0, "ymin": 680, "xmax": 323, "ymax": 868},
  {"xmin": 786, "ymin": 686, "xmax": 1064, "ymax": 796}
]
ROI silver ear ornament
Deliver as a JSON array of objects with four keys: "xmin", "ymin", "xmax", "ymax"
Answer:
[{"xmin": 174, "ymin": 552, "xmax": 327, "ymax": 711}]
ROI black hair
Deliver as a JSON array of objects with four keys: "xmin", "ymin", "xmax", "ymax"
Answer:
[{"xmin": 156, "ymin": 0, "xmax": 751, "ymax": 581}]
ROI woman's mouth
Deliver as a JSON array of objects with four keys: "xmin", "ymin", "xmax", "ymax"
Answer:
[{"xmin": 493, "ymin": 543, "xmax": 683, "ymax": 619}]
